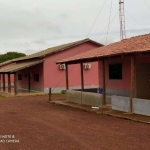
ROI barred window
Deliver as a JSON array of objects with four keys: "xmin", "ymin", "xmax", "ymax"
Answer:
[
  {"xmin": 109, "ymin": 63, "xmax": 122, "ymax": 80},
  {"xmin": 34, "ymin": 74, "xmax": 39, "ymax": 82},
  {"xmin": 18, "ymin": 74, "xmax": 22, "ymax": 80}
]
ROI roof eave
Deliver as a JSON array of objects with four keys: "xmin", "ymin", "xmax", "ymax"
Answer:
[
  {"xmin": 56, "ymin": 50, "xmax": 150, "ymax": 65},
  {"xmin": 0, "ymin": 60, "xmax": 44, "ymax": 73}
]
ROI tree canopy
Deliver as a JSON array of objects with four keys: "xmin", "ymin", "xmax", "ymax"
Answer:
[{"xmin": 0, "ymin": 52, "xmax": 26, "ymax": 63}]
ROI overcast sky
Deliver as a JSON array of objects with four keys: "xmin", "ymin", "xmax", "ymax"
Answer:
[{"xmin": 0, "ymin": 0, "xmax": 150, "ymax": 55}]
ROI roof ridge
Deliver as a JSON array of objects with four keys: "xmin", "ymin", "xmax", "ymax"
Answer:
[
  {"xmin": 56, "ymin": 33, "xmax": 150, "ymax": 64},
  {"xmin": 121, "ymin": 33, "xmax": 150, "ymax": 41},
  {"xmin": 9, "ymin": 39, "xmax": 102, "ymax": 63},
  {"xmin": 0, "ymin": 56, "xmax": 27, "ymax": 67},
  {"xmin": 0, "ymin": 38, "xmax": 102, "ymax": 66}
]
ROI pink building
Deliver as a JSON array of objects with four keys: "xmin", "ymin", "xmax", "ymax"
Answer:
[
  {"xmin": 57, "ymin": 34, "xmax": 150, "ymax": 116},
  {"xmin": 0, "ymin": 39, "xmax": 103, "ymax": 94}
]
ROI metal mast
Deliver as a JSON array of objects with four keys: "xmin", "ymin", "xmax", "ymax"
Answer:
[{"xmin": 119, "ymin": 0, "xmax": 126, "ymax": 40}]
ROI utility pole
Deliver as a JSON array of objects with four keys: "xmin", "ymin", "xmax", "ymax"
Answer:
[{"xmin": 119, "ymin": 0, "xmax": 126, "ymax": 40}]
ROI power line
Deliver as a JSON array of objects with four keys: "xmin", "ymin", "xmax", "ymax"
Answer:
[
  {"xmin": 51, "ymin": 65, "xmax": 77, "ymax": 93},
  {"xmin": 51, "ymin": 0, "xmax": 114, "ymax": 92},
  {"xmin": 96, "ymin": 10, "xmax": 118, "ymax": 42},
  {"xmin": 125, "ymin": 9, "xmax": 148, "ymax": 33},
  {"xmin": 52, "ymin": 1, "xmax": 108, "ymax": 92},
  {"xmin": 142, "ymin": 0, "xmax": 150, "ymax": 11},
  {"xmin": 86, "ymin": 0, "xmax": 107, "ymax": 38},
  {"xmin": 53, "ymin": 1, "xmax": 150, "ymax": 93},
  {"xmin": 105, "ymin": 0, "xmax": 113, "ymax": 44}
]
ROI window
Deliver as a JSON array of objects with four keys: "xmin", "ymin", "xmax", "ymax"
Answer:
[
  {"xmin": 18, "ymin": 74, "xmax": 22, "ymax": 80},
  {"xmin": 109, "ymin": 63, "xmax": 122, "ymax": 80},
  {"xmin": 34, "ymin": 74, "xmax": 39, "ymax": 82}
]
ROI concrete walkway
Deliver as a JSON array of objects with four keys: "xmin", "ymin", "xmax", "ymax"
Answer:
[{"xmin": 51, "ymin": 100, "xmax": 150, "ymax": 125}]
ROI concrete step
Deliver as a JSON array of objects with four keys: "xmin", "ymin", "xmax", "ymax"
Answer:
[{"xmin": 104, "ymin": 104, "xmax": 112, "ymax": 109}]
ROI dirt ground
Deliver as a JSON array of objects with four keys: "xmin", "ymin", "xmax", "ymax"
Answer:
[{"xmin": 0, "ymin": 94, "xmax": 150, "ymax": 150}]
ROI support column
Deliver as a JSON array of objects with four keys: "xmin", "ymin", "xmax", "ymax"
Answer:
[
  {"xmin": 0, "ymin": 74, "xmax": 1, "ymax": 91},
  {"xmin": 2, "ymin": 74, "xmax": 5, "ymax": 92},
  {"xmin": 130, "ymin": 56, "xmax": 135, "ymax": 113},
  {"xmin": 80, "ymin": 62, "xmax": 84, "ymax": 91},
  {"xmin": 98, "ymin": 60, "xmax": 101, "ymax": 88},
  {"xmin": 102, "ymin": 60, "xmax": 106, "ymax": 105},
  {"xmin": 28, "ymin": 73, "xmax": 31, "ymax": 93},
  {"xmin": 14, "ymin": 72, "xmax": 18, "ymax": 95},
  {"xmin": 65, "ymin": 64, "xmax": 69, "ymax": 90},
  {"xmin": 8, "ymin": 73, "xmax": 11, "ymax": 93}
]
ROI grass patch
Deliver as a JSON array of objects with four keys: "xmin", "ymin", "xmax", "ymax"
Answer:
[
  {"xmin": 61, "ymin": 90, "xmax": 66, "ymax": 94},
  {"xmin": 51, "ymin": 92, "xmax": 62, "ymax": 95},
  {"xmin": 0, "ymin": 94, "xmax": 5, "ymax": 98}
]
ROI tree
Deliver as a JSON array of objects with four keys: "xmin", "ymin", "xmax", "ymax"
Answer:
[{"xmin": 0, "ymin": 52, "xmax": 26, "ymax": 63}]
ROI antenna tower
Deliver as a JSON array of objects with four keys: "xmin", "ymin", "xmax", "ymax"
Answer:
[{"xmin": 119, "ymin": 0, "xmax": 126, "ymax": 40}]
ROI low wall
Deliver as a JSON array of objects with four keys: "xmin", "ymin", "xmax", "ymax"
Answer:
[
  {"xmin": 82, "ymin": 92, "xmax": 102, "ymax": 107},
  {"xmin": 106, "ymin": 95, "xmax": 111, "ymax": 104},
  {"xmin": 94, "ymin": 95, "xmax": 110, "ymax": 104},
  {"xmin": 133, "ymin": 98, "xmax": 150, "ymax": 116},
  {"xmin": 67, "ymin": 90, "xmax": 103, "ymax": 107},
  {"xmin": 44, "ymin": 86, "xmax": 97, "ymax": 93},
  {"xmin": 67, "ymin": 91, "xmax": 150, "ymax": 116},
  {"xmin": 67, "ymin": 90, "xmax": 82, "ymax": 104},
  {"xmin": 111, "ymin": 96, "xmax": 130, "ymax": 112},
  {"xmin": 18, "ymin": 85, "xmax": 43, "ymax": 92}
]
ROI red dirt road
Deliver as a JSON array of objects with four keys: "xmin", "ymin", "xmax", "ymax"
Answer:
[{"xmin": 0, "ymin": 95, "xmax": 150, "ymax": 150}]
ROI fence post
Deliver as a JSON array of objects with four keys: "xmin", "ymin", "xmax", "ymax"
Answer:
[{"xmin": 49, "ymin": 88, "xmax": 51, "ymax": 102}]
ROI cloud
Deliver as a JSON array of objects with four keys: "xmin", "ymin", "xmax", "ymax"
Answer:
[
  {"xmin": 37, "ymin": 22, "xmax": 61, "ymax": 33},
  {"xmin": 58, "ymin": 13, "xmax": 69, "ymax": 20},
  {"xmin": 0, "ymin": 0, "xmax": 150, "ymax": 55},
  {"xmin": 33, "ymin": 38, "xmax": 47, "ymax": 45}
]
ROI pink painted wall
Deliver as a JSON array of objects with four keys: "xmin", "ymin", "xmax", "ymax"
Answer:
[
  {"xmin": 0, "ymin": 41, "xmax": 101, "ymax": 92},
  {"xmin": 83, "ymin": 62, "xmax": 98, "ymax": 87},
  {"xmin": 0, "ymin": 62, "xmax": 15, "ymax": 86},
  {"xmin": 136, "ymin": 56, "xmax": 150, "ymax": 63},
  {"xmin": 43, "ymin": 42, "xmax": 100, "ymax": 89},
  {"xmin": 0, "ymin": 74, "xmax": 12, "ymax": 86},
  {"xmin": 105, "ymin": 58, "xmax": 131, "ymax": 91},
  {"xmin": 18, "ymin": 63, "xmax": 44, "ymax": 91},
  {"xmin": 67, "ymin": 61, "xmax": 98, "ymax": 88},
  {"xmin": 97, "ymin": 55, "xmax": 150, "ymax": 96},
  {"xmin": 97, "ymin": 57, "xmax": 131, "ymax": 96}
]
